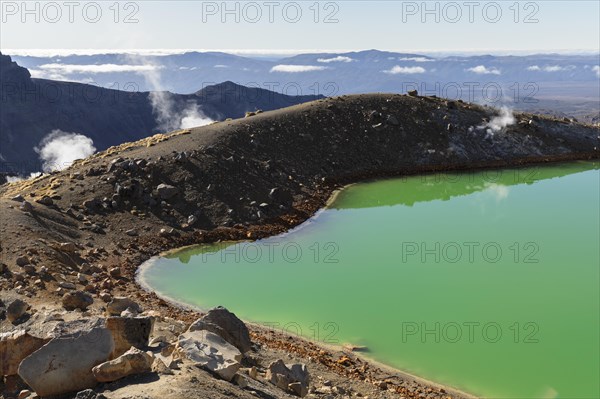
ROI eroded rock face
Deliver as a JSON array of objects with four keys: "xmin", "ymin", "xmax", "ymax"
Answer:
[
  {"xmin": 266, "ymin": 359, "xmax": 310, "ymax": 397},
  {"xmin": 105, "ymin": 316, "xmax": 154, "ymax": 358},
  {"xmin": 188, "ymin": 306, "xmax": 251, "ymax": 353},
  {"xmin": 176, "ymin": 330, "xmax": 242, "ymax": 381},
  {"xmin": 92, "ymin": 347, "xmax": 154, "ymax": 382},
  {"xmin": 18, "ymin": 320, "xmax": 114, "ymax": 397},
  {"xmin": 0, "ymin": 330, "xmax": 48, "ymax": 376}
]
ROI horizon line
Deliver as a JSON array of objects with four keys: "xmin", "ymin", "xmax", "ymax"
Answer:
[{"xmin": 2, "ymin": 48, "xmax": 600, "ymax": 58}]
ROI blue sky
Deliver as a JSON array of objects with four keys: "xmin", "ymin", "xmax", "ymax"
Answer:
[{"xmin": 1, "ymin": 1, "xmax": 599, "ymax": 55}]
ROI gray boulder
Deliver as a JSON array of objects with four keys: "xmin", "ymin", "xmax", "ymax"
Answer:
[
  {"xmin": 266, "ymin": 359, "xmax": 310, "ymax": 397},
  {"xmin": 18, "ymin": 320, "xmax": 114, "ymax": 397},
  {"xmin": 176, "ymin": 330, "xmax": 242, "ymax": 381},
  {"xmin": 106, "ymin": 297, "xmax": 141, "ymax": 316},
  {"xmin": 62, "ymin": 291, "xmax": 94, "ymax": 311},
  {"xmin": 92, "ymin": 347, "xmax": 154, "ymax": 382},
  {"xmin": 6, "ymin": 298, "xmax": 28, "ymax": 323},
  {"xmin": 156, "ymin": 184, "xmax": 179, "ymax": 200},
  {"xmin": 188, "ymin": 306, "xmax": 251, "ymax": 353}
]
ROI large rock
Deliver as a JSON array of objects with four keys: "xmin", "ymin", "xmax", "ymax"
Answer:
[
  {"xmin": 6, "ymin": 298, "xmax": 28, "ymax": 323},
  {"xmin": 92, "ymin": 347, "xmax": 153, "ymax": 382},
  {"xmin": 156, "ymin": 184, "xmax": 179, "ymax": 200},
  {"xmin": 188, "ymin": 306, "xmax": 251, "ymax": 353},
  {"xmin": 62, "ymin": 290, "xmax": 94, "ymax": 311},
  {"xmin": 18, "ymin": 320, "xmax": 114, "ymax": 397},
  {"xmin": 176, "ymin": 330, "xmax": 242, "ymax": 381},
  {"xmin": 0, "ymin": 330, "xmax": 48, "ymax": 376},
  {"xmin": 266, "ymin": 359, "xmax": 310, "ymax": 397},
  {"xmin": 105, "ymin": 316, "xmax": 154, "ymax": 358},
  {"xmin": 106, "ymin": 297, "xmax": 141, "ymax": 316}
]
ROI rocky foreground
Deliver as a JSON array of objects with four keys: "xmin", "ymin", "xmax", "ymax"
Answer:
[{"xmin": 1, "ymin": 93, "xmax": 598, "ymax": 399}]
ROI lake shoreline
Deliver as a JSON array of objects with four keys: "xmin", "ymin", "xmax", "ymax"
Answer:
[{"xmin": 136, "ymin": 159, "xmax": 598, "ymax": 399}]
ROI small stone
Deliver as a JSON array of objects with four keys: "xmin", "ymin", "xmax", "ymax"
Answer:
[
  {"xmin": 22, "ymin": 265, "xmax": 36, "ymax": 275},
  {"xmin": 18, "ymin": 389, "xmax": 32, "ymax": 399},
  {"xmin": 58, "ymin": 281, "xmax": 76, "ymax": 290},
  {"xmin": 20, "ymin": 201, "xmax": 33, "ymax": 212},
  {"xmin": 36, "ymin": 196, "xmax": 53, "ymax": 206},
  {"xmin": 6, "ymin": 299, "xmax": 28, "ymax": 323},
  {"xmin": 125, "ymin": 229, "xmax": 138, "ymax": 236},
  {"xmin": 289, "ymin": 382, "xmax": 308, "ymax": 397},
  {"xmin": 16, "ymin": 256, "xmax": 30, "ymax": 266},
  {"xmin": 233, "ymin": 373, "xmax": 249, "ymax": 388},
  {"xmin": 108, "ymin": 267, "xmax": 121, "ymax": 278},
  {"xmin": 62, "ymin": 291, "xmax": 94, "ymax": 311},
  {"xmin": 99, "ymin": 292, "xmax": 112, "ymax": 303},
  {"xmin": 159, "ymin": 228, "xmax": 173, "ymax": 237},
  {"xmin": 59, "ymin": 242, "xmax": 76, "ymax": 252}
]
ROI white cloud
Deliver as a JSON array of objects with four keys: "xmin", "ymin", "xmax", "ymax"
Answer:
[
  {"xmin": 28, "ymin": 69, "xmax": 68, "ymax": 80},
  {"xmin": 270, "ymin": 65, "xmax": 328, "ymax": 73},
  {"xmin": 214, "ymin": 64, "xmax": 228, "ymax": 68},
  {"xmin": 467, "ymin": 65, "xmax": 501, "ymax": 75},
  {"xmin": 29, "ymin": 69, "xmax": 98, "ymax": 84},
  {"xmin": 382, "ymin": 65, "xmax": 426, "ymax": 74},
  {"xmin": 543, "ymin": 65, "xmax": 568, "ymax": 72},
  {"xmin": 35, "ymin": 130, "xmax": 96, "ymax": 172},
  {"xmin": 38, "ymin": 63, "xmax": 163, "ymax": 74},
  {"xmin": 593, "ymin": 66, "xmax": 600, "ymax": 77},
  {"xmin": 485, "ymin": 183, "xmax": 510, "ymax": 201},
  {"xmin": 398, "ymin": 57, "xmax": 434, "ymax": 62},
  {"xmin": 317, "ymin": 56, "xmax": 355, "ymax": 63},
  {"xmin": 527, "ymin": 65, "xmax": 577, "ymax": 72}
]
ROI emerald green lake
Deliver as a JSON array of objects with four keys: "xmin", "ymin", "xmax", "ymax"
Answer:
[{"xmin": 139, "ymin": 161, "xmax": 600, "ymax": 399}]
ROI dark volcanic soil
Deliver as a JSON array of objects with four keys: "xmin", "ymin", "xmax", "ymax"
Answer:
[{"xmin": 0, "ymin": 93, "xmax": 598, "ymax": 399}]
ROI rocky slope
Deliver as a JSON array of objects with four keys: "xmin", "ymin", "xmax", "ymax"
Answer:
[
  {"xmin": 0, "ymin": 93, "xmax": 598, "ymax": 399},
  {"xmin": 0, "ymin": 53, "xmax": 322, "ymax": 175}
]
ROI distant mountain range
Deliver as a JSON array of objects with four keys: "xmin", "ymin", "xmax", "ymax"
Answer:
[
  {"xmin": 0, "ymin": 53, "xmax": 322, "ymax": 175},
  {"xmin": 9, "ymin": 49, "xmax": 599, "ymax": 100}
]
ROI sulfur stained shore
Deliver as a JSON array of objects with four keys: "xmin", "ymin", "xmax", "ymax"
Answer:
[{"xmin": 0, "ymin": 93, "xmax": 598, "ymax": 399}]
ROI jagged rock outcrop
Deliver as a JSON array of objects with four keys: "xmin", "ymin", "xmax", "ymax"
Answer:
[
  {"xmin": 188, "ymin": 306, "xmax": 251, "ymax": 353},
  {"xmin": 0, "ymin": 331, "xmax": 49, "ymax": 376},
  {"xmin": 176, "ymin": 330, "xmax": 242, "ymax": 381},
  {"xmin": 266, "ymin": 359, "xmax": 310, "ymax": 397}
]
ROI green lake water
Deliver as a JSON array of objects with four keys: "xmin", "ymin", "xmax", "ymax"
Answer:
[{"xmin": 139, "ymin": 161, "xmax": 600, "ymax": 399}]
